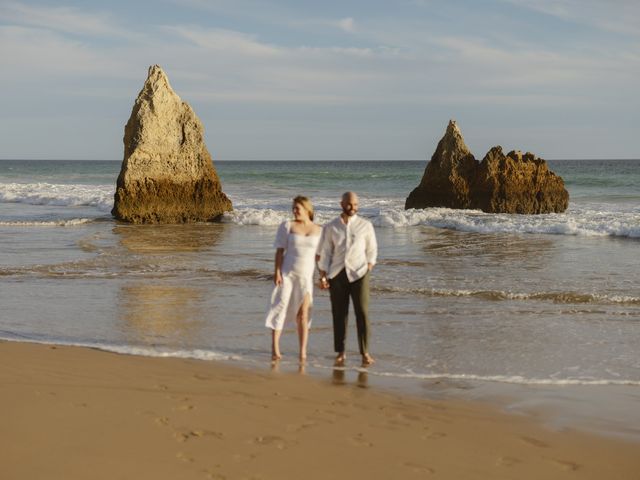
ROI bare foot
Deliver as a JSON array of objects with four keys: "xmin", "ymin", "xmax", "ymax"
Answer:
[
  {"xmin": 361, "ymin": 353, "xmax": 375, "ymax": 366},
  {"xmin": 271, "ymin": 352, "xmax": 282, "ymax": 361},
  {"xmin": 334, "ymin": 353, "xmax": 346, "ymax": 366}
]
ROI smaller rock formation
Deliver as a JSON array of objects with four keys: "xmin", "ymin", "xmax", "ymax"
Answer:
[
  {"xmin": 405, "ymin": 121, "xmax": 568, "ymax": 214},
  {"xmin": 112, "ymin": 65, "xmax": 232, "ymax": 223}
]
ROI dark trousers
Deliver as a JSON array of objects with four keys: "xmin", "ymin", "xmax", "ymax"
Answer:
[{"xmin": 329, "ymin": 269, "xmax": 370, "ymax": 355}]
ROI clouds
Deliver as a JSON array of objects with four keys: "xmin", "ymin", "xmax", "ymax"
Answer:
[
  {"xmin": 502, "ymin": 0, "xmax": 640, "ymax": 37},
  {"xmin": 0, "ymin": 1, "xmax": 128, "ymax": 37},
  {"xmin": 336, "ymin": 17, "xmax": 356, "ymax": 33},
  {"xmin": 0, "ymin": 0, "xmax": 638, "ymax": 159}
]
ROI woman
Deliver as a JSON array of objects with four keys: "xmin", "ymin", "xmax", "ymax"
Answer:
[{"xmin": 265, "ymin": 196, "xmax": 322, "ymax": 362}]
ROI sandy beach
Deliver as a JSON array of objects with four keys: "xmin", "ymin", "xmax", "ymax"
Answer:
[{"xmin": 1, "ymin": 341, "xmax": 638, "ymax": 480}]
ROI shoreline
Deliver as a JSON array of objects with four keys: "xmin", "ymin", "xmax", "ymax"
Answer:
[
  {"xmin": 2, "ymin": 340, "xmax": 639, "ymax": 479},
  {"xmin": 4, "ymin": 335, "xmax": 640, "ymax": 443}
]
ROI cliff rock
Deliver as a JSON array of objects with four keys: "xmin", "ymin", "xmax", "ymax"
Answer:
[
  {"xmin": 405, "ymin": 121, "xmax": 569, "ymax": 214},
  {"xmin": 112, "ymin": 65, "xmax": 232, "ymax": 223}
]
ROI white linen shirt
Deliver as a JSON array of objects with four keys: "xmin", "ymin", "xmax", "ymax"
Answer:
[{"xmin": 317, "ymin": 214, "xmax": 378, "ymax": 283}]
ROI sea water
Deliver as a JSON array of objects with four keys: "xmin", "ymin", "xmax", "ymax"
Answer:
[{"xmin": 1, "ymin": 159, "xmax": 639, "ymax": 439}]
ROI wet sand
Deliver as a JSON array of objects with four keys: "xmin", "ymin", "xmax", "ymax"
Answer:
[{"xmin": 1, "ymin": 341, "xmax": 638, "ymax": 480}]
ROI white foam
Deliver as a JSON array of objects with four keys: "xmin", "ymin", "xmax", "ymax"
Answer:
[
  {"xmin": 3, "ymin": 336, "xmax": 639, "ymax": 389},
  {"xmin": 220, "ymin": 203, "xmax": 640, "ymax": 239},
  {"xmin": 375, "ymin": 286, "xmax": 640, "ymax": 306},
  {"xmin": 376, "ymin": 206, "xmax": 640, "ymax": 238},
  {"xmin": 0, "ymin": 336, "xmax": 240, "ymax": 362},
  {"xmin": 307, "ymin": 363, "xmax": 640, "ymax": 386},
  {"xmin": 3, "ymin": 182, "xmax": 639, "ymax": 240},
  {"xmin": 369, "ymin": 371, "xmax": 640, "ymax": 387},
  {"xmin": 0, "ymin": 218, "xmax": 95, "ymax": 227},
  {"xmin": 0, "ymin": 182, "xmax": 114, "ymax": 212},
  {"xmin": 222, "ymin": 208, "xmax": 337, "ymax": 226},
  {"xmin": 222, "ymin": 208, "xmax": 289, "ymax": 226}
]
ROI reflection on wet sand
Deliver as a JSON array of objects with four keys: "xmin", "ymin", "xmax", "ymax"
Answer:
[
  {"xmin": 113, "ymin": 224, "xmax": 225, "ymax": 345},
  {"xmin": 113, "ymin": 223, "xmax": 225, "ymax": 253},
  {"xmin": 422, "ymin": 228, "xmax": 556, "ymax": 262},
  {"xmin": 118, "ymin": 283, "xmax": 206, "ymax": 345},
  {"xmin": 331, "ymin": 368, "xmax": 369, "ymax": 388}
]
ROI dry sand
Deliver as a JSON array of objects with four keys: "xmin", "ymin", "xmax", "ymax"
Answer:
[{"xmin": 1, "ymin": 341, "xmax": 638, "ymax": 480}]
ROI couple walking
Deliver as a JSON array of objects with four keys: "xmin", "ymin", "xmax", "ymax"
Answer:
[{"xmin": 264, "ymin": 192, "xmax": 378, "ymax": 366}]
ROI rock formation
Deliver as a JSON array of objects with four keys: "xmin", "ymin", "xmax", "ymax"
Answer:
[
  {"xmin": 405, "ymin": 121, "xmax": 476, "ymax": 210},
  {"xmin": 112, "ymin": 65, "xmax": 232, "ymax": 223},
  {"xmin": 405, "ymin": 121, "xmax": 569, "ymax": 214}
]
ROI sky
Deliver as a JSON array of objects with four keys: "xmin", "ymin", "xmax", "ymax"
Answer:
[{"xmin": 0, "ymin": 0, "xmax": 638, "ymax": 160}]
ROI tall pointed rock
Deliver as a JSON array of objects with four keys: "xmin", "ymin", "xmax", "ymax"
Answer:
[
  {"xmin": 112, "ymin": 65, "xmax": 232, "ymax": 223},
  {"xmin": 405, "ymin": 120, "xmax": 477, "ymax": 209}
]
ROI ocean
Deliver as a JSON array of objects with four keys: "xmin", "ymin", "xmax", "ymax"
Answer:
[{"xmin": 1, "ymin": 159, "xmax": 639, "ymax": 439}]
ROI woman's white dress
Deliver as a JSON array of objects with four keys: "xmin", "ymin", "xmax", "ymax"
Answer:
[{"xmin": 265, "ymin": 221, "xmax": 321, "ymax": 331}]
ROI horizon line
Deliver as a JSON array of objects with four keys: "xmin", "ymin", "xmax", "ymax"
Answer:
[{"xmin": 1, "ymin": 158, "xmax": 639, "ymax": 162}]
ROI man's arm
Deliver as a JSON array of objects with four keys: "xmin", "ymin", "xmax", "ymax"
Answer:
[
  {"xmin": 316, "ymin": 224, "xmax": 332, "ymax": 275},
  {"xmin": 365, "ymin": 223, "xmax": 378, "ymax": 271}
]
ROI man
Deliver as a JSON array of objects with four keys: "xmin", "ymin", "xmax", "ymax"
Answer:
[{"xmin": 317, "ymin": 192, "xmax": 378, "ymax": 366}]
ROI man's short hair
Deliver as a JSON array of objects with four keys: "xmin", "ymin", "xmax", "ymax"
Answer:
[{"xmin": 342, "ymin": 191, "xmax": 357, "ymax": 202}]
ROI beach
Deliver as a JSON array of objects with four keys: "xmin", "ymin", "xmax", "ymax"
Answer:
[
  {"xmin": 2, "ymin": 340, "xmax": 639, "ymax": 480},
  {"xmin": 1, "ymin": 159, "xmax": 640, "ymax": 477},
  {"xmin": 2, "ymin": 0, "xmax": 639, "ymax": 476}
]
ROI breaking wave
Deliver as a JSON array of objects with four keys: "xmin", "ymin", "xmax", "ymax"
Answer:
[
  {"xmin": 374, "ymin": 286, "xmax": 640, "ymax": 306},
  {"xmin": 2, "ymin": 181, "xmax": 639, "ymax": 240},
  {"xmin": 223, "ymin": 205, "xmax": 640, "ymax": 239},
  {"xmin": 0, "ymin": 182, "xmax": 113, "ymax": 212},
  {"xmin": 0, "ymin": 218, "xmax": 95, "ymax": 227}
]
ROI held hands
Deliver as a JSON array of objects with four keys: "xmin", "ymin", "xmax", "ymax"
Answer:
[{"xmin": 318, "ymin": 270, "xmax": 330, "ymax": 290}]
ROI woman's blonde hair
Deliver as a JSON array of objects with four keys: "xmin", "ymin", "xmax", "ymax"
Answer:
[{"xmin": 293, "ymin": 195, "xmax": 314, "ymax": 221}]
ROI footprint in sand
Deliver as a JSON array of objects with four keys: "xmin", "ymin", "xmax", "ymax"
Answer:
[
  {"xmin": 203, "ymin": 470, "xmax": 226, "ymax": 480},
  {"xmin": 245, "ymin": 401, "xmax": 270, "ymax": 409},
  {"xmin": 307, "ymin": 408, "xmax": 349, "ymax": 424},
  {"xmin": 174, "ymin": 403, "xmax": 195, "ymax": 412},
  {"xmin": 173, "ymin": 429, "xmax": 224, "ymax": 442},
  {"xmin": 193, "ymin": 429, "xmax": 225, "ymax": 440},
  {"xmin": 285, "ymin": 422, "xmax": 317, "ymax": 433},
  {"xmin": 520, "ymin": 436, "xmax": 549, "ymax": 448},
  {"xmin": 399, "ymin": 413, "xmax": 422, "ymax": 422},
  {"xmin": 496, "ymin": 456, "xmax": 522, "ymax": 467},
  {"xmin": 176, "ymin": 452, "xmax": 194, "ymax": 463},
  {"xmin": 322, "ymin": 409, "xmax": 349, "ymax": 419},
  {"xmin": 166, "ymin": 396, "xmax": 196, "ymax": 411},
  {"xmin": 251, "ymin": 435, "xmax": 289, "ymax": 450},
  {"xmin": 551, "ymin": 459, "xmax": 580, "ymax": 471},
  {"xmin": 347, "ymin": 434, "xmax": 374, "ymax": 447},
  {"xmin": 402, "ymin": 461, "xmax": 435, "ymax": 474},
  {"xmin": 154, "ymin": 416, "xmax": 170, "ymax": 427},
  {"xmin": 423, "ymin": 431, "xmax": 447, "ymax": 440},
  {"xmin": 232, "ymin": 453, "xmax": 257, "ymax": 463},
  {"xmin": 174, "ymin": 432, "xmax": 192, "ymax": 443}
]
